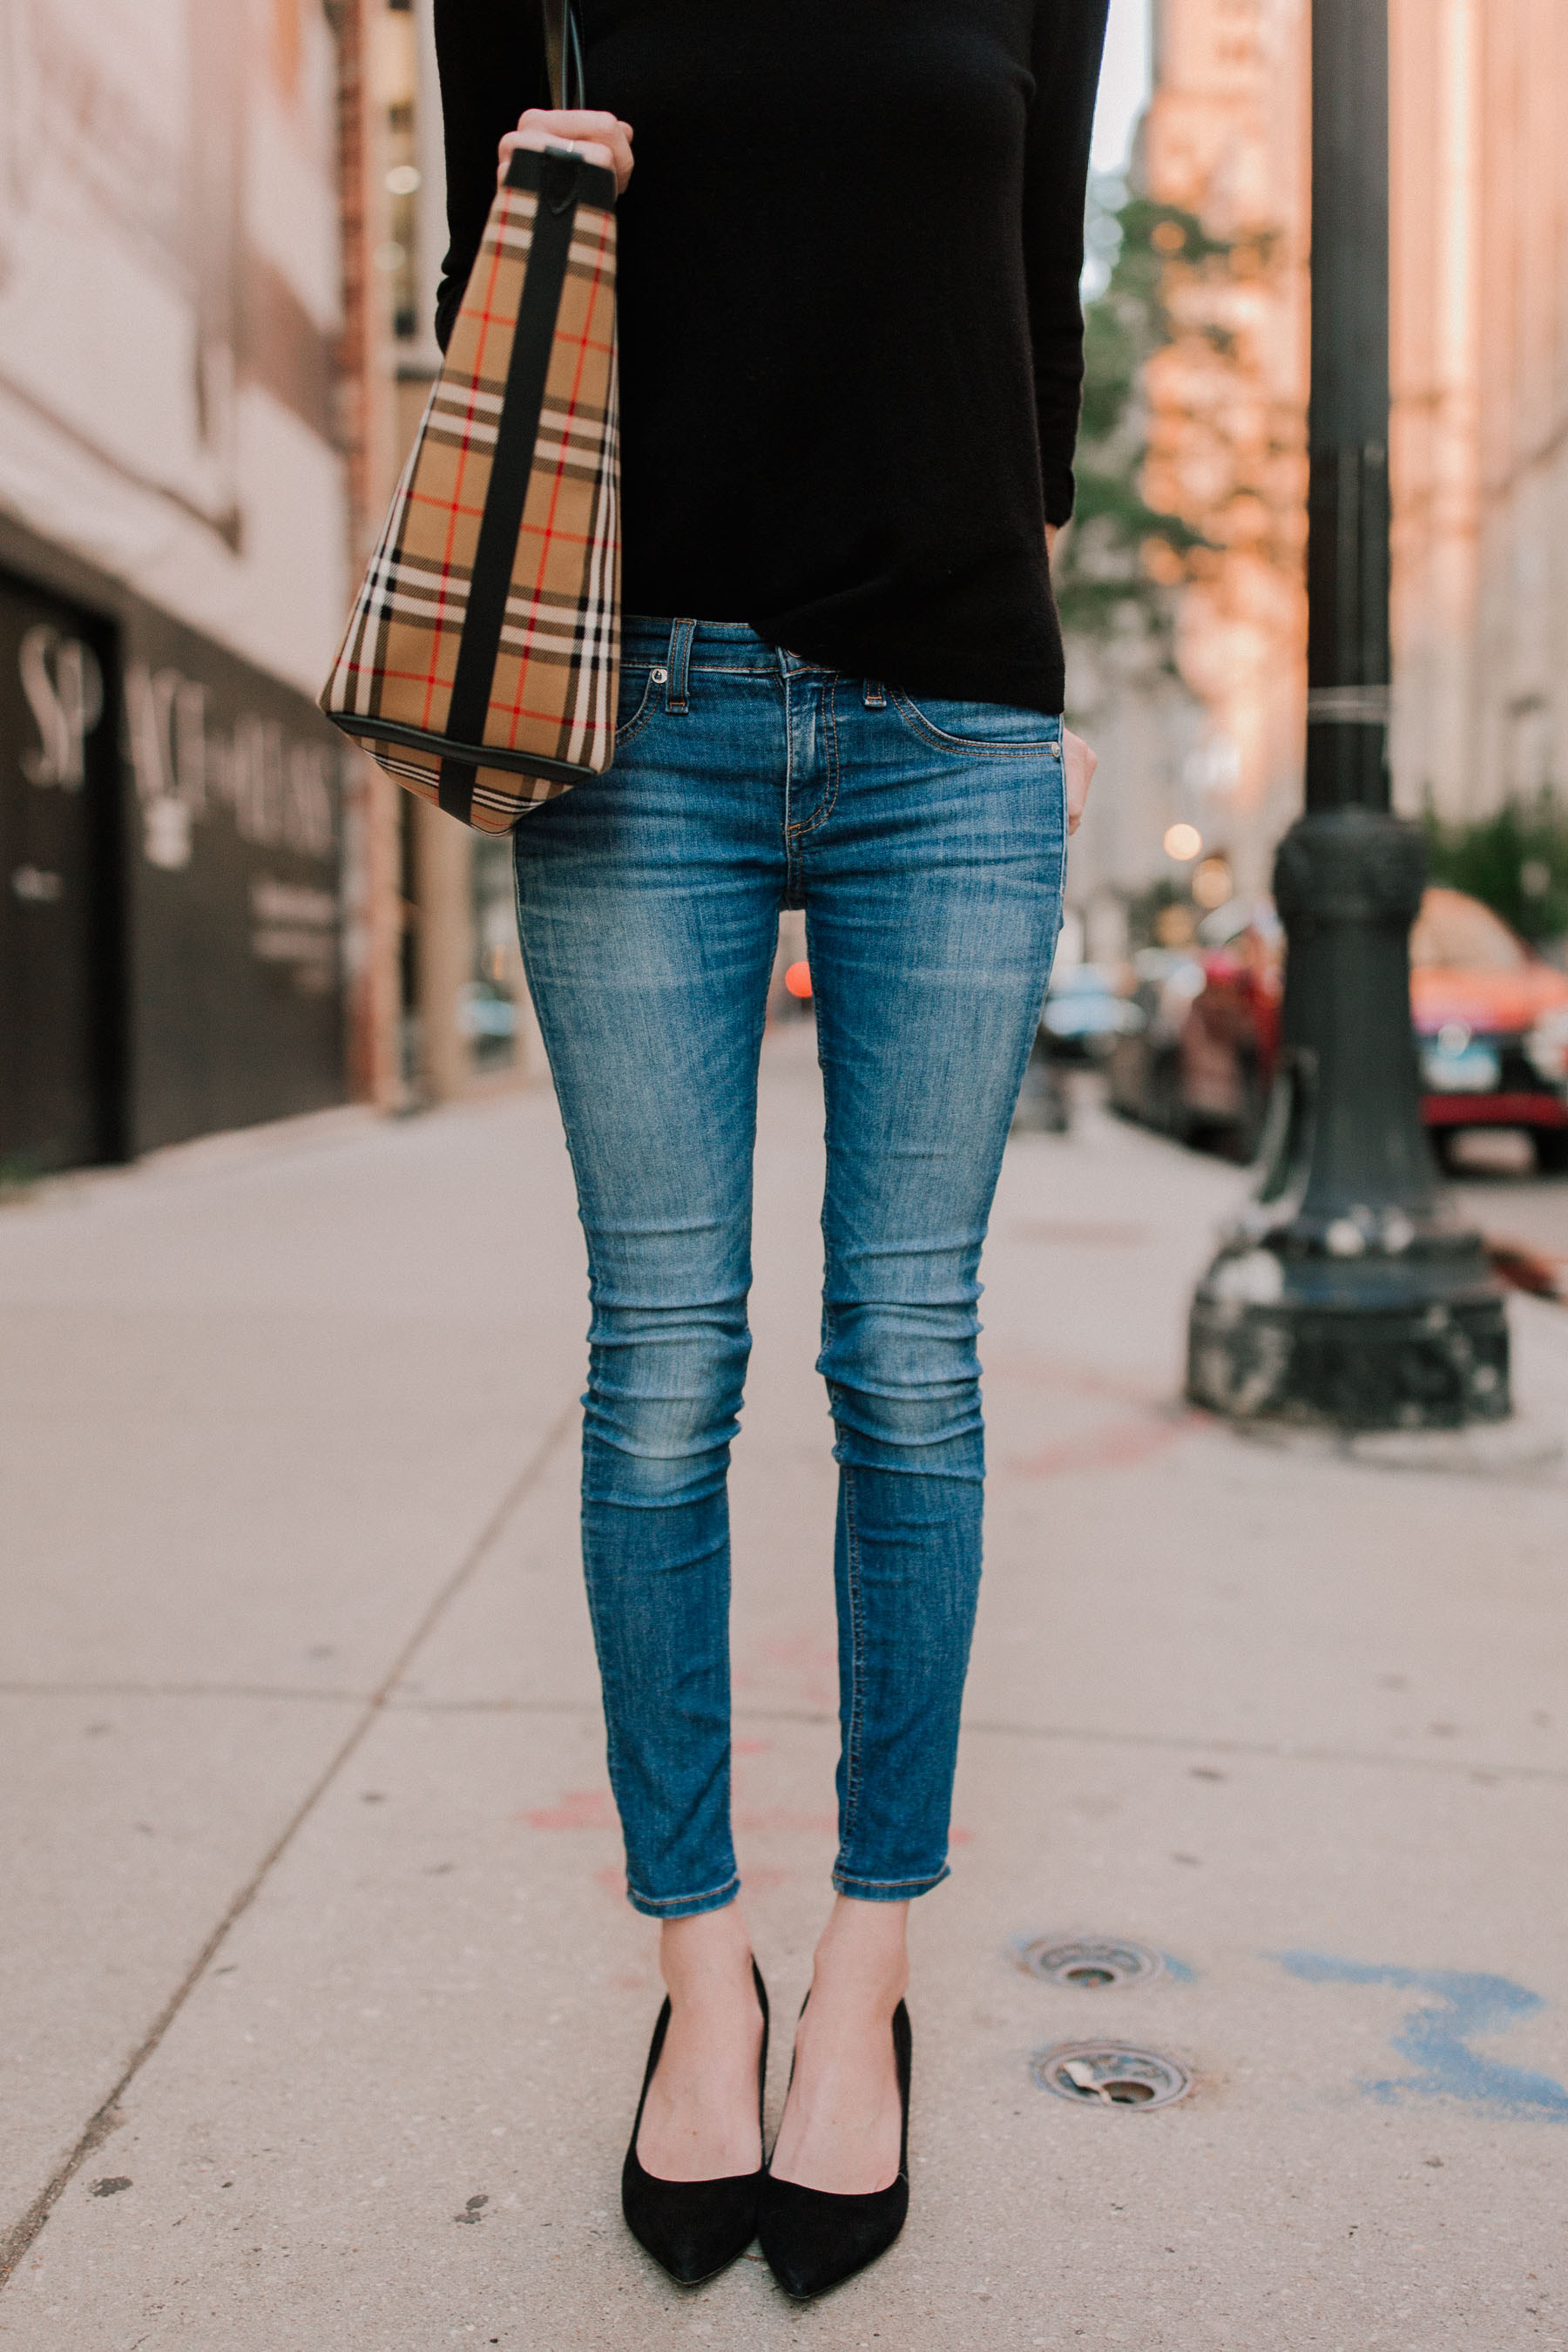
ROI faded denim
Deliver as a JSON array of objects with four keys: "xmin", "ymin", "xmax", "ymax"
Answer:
[{"xmin": 513, "ymin": 618, "xmax": 1067, "ymax": 1917}]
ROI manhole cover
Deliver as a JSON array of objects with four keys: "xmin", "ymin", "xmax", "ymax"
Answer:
[
  {"xmin": 1031, "ymin": 2042, "xmax": 1192, "ymax": 2110},
  {"xmin": 1017, "ymin": 1935, "xmax": 1165, "ymax": 1990}
]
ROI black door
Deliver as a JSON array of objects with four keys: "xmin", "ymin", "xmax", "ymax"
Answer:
[{"xmin": 0, "ymin": 574, "xmax": 122, "ymax": 1173}]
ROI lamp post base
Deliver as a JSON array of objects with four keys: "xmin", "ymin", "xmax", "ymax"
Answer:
[
  {"xmin": 1186, "ymin": 808, "xmax": 1512, "ymax": 1435},
  {"xmin": 1188, "ymin": 1281, "xmax": 1510, "ymax": 1431}
]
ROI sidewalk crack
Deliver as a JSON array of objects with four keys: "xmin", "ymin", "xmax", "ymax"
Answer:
[{"xmin": 0, "ymin": 1396, "xmax": 577, "ymax": 2292}]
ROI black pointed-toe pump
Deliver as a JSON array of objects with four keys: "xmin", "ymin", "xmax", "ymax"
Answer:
[
  {"xmin": 621, "ymin": 1958, "xmax": 770, "ymax": 2287},
  {"xmin": 758, "ymin": 1998, "xmax": 912, "ymax": 2301}
]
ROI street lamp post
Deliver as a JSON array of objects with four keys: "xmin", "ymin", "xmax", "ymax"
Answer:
[{"xmin": 1186, "ymin": 0, "xmax": 1510, "ymax": 1431}]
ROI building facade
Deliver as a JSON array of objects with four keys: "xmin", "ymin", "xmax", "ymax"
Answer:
[
  {"xmin": 0, "ymin": 0, "xmax": 533, "ymax": 1176},
  {"xmin": 1392, "ymin": 0, "xmax": 1568, "ymax": 830},
  {"xmin": 1129, "ymin": 0, "xmax": 1568, "ymax": 900},
  {"xmin": 0, "ymin": 0, "xmax": 355, "ymax": 1166},
  {"xmin": 1134, "ymin": 0, "xmax": 1310, "ymax": 901}
]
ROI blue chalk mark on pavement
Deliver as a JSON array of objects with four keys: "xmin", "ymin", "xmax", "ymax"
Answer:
[{"xmin": 1275, "ymin": 1950, "xmax": 1568, "ymax": 2121}]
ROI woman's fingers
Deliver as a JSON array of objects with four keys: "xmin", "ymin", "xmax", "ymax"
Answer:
[
  {"xmin": 1063, "ymin": 728, "xmax": 1097, "ymax": 836},
  {"xmin": 1047, "ymin": 541, "xmax": 1091, "ymax": 832},
  {"xmin": 499, "ymin": 128, "xmax": 620, "ymax": 185},
  {"xmin": 519, "ymin": 107, "xmax": 634, "ymax": 177},
  {"xmin": 497, "ymin": 108, "xmax": 634, "ymax": 194}
]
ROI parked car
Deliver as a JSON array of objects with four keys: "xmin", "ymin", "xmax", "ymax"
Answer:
[
  {"xmin": 1014, "ymin": 960, "xmax": 1134, "ymax": 1134},
  {"xmin": 1106, "ymin": 887, "xmax": 1568, "ymax": 1172},
  {"xmin": 1106, "ymin": 927, "xmax": 1274, "ymax": 1159},
  {"xmin": 1411, "ymin": 889, "xmax": 1568, "ymax": 1171},
  {"xmin": 1038, "ymin": 962, "xmax": 1141, "ymax": 1062}
]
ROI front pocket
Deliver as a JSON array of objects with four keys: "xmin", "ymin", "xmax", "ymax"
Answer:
[
  {"xmin": 613, "ymin": 667, "xmax": 659, "ymax": 748},
  {"xmin": 889, "ymin": 690, "xmax": 1062, "ymax": 760}
]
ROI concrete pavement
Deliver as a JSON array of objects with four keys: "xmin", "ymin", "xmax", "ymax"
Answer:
[{"xmin": 3, "ymin": 1026, "xmax": 1567, "ymax": 2349}]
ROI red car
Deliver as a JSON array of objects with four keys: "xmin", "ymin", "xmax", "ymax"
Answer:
[
  {"xmin": 1108, "ymin": 888, "xmax": 1568, "ymax": 1172},
  {"xmin": 1411, "ymin": 889, "xmax": 1568, "ymax": 1168}
]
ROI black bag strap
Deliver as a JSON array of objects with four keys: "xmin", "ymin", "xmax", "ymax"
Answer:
[{"xmin": 541, "ymin": 0, "xmax": 586, "ymax": 110}]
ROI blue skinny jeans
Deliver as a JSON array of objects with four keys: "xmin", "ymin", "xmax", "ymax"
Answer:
[{"xmin": 513, "ymin": 618, "xmax": 1067, "ymax": 1917}]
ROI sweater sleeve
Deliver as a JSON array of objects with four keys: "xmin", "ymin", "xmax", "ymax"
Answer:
[
  {"xmin": 1024, "ymin": 0, "xmax": 1111, "ymax": 524},
  {"xmin": 431, "ymin": 0, "xmax": 551, "ymax": 350}
]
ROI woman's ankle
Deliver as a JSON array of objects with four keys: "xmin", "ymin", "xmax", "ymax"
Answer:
[
  {"xmin": 808, "ymin": 1894, "xmax": 910, "ymax": 2010},
  {"xmin": 659, "ymin": 1902, "xmax": 757, "ymax": 2007}
]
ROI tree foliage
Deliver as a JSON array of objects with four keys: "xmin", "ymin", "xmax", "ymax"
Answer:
[
  {"xmin": 1423, "ymin": 794, "xmax": 1568, "ymax": 948},
  {"xmin": 1053, "ymin": 189, "xmax": 1213, "ymax": 659}
]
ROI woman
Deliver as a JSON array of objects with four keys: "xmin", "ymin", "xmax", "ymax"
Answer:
[{"xmin": 432, "ymin": 0, "xmax": 1106, "ymax": 2301}]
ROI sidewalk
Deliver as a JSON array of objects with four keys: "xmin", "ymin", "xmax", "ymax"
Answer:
[{"xmin": 3, "ymin": 1025, "xmax": 1566, "ymax": 2350}]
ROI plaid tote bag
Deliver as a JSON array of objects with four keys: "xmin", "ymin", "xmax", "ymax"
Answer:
[{"xmin": 319, "ymin": 0, "xmax": 617, "ymax": 833}]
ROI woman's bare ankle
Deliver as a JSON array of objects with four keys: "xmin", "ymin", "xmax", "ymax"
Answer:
[
  {"xmin": 808, "ymin": 1894, "xmax": 910, "ymax": 2012},
  {"xmin": 659, "ymin": 1901, "xmax": 758, "ymax": 2011},
  {"xmin": 768, "ymin": 1897, "xmax": 908, "ymax": 2193},
  {"xmin": 636, "ymin": 1904, "xmax": 764, "ymax": 2181}
]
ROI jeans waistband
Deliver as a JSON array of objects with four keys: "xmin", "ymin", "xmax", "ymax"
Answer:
[{"xmin": 619, "ymin": 616, "xmax": 826, "ymax": 675}]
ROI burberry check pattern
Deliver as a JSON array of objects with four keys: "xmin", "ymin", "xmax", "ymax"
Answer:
[{"xmin": 321, "ymin": 151, "xmax": 620, "ymax": 833}]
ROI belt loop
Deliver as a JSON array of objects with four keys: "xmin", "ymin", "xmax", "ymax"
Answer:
[
  {"xmin": 862, "ymin": 679, "xmax": 886, "ymax": 709},
  {"xmin": 666, "ymin": 618, "xmax": 696, "ymax": 714}
]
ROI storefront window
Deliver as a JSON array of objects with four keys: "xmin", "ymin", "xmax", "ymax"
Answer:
[
  {"xmin": 375, "ymin": 0, "xmax": 421, "ymax": 344},
  {"xmin": 463, "ymin": 835, "xmax": 521, "ymax": 1071}
]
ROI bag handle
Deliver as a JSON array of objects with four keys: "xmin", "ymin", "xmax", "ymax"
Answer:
[{"xmin": 541, "ymin": 0, "xmax": 586, "ymax": 111}]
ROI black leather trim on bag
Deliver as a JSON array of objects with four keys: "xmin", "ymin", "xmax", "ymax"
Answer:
[
  {"xmin": 344, "ymin": 713, "xmax": 598, "ymax": 791},
  {"xmin": 437, "ymin": 145, "xmax": 607, "ymax": 821}
]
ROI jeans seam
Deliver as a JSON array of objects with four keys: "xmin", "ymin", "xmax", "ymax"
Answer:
[
  {"xmin": 887, "ymin": 688, "xmax": 1064, "ymax": 760},
  {"xmin": 511, "ymin": 880, "xmax": 701, "ymax": 1920},
  {"xmin": 613, "ymin": 672, "xmax": 659, "ymax": 749},
  {"xmin": 837, "ymin": 1453, "xmax": 866, "ymax": 1866},
  {"xmin": 574, "ymin": 1492, "xmax": 639, "ymax": 1898},
  {"xmin": 781, "ymin": 670, "xmax": 802, "ymax": 897},
  {"xmin": 787, "ymin": 676, "xmax": 841, "ymax": 842},
  {"xmin": 626, "ymin": 1869, "xmax": 741, "ymax": 1916},
  {"xmin": 833, "ymin": 1865, "xmax": 952, "ymax": 1893}
]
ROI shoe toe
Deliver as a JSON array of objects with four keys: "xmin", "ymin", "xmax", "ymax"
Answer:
[
  {"xmin": 758, "ymin": 2173, "xmax": 909, "ymax": 2300},
  {"xmin": 622, "ymin": 2156, "xmax": 761, "ymax": 2286}
]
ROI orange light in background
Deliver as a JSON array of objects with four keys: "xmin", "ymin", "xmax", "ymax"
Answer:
[
  {"xmin": 1153, "ymin": 902, "xmax": 1199, "ymax": 949},
  {"xmin": 1193, "ymin": 855, "xmax": 1233, "ymax": 909},
  {"xmin": 1141, "ymin": 534, "xmax": 1186, "ymax": 586},
  {"xmin": 1164, "ymin": 822, "xmax": 1204, "ymax": 862},
  {"xmin": 785, "ymin": 961, "xmax": 813, "ymax": 1000}
]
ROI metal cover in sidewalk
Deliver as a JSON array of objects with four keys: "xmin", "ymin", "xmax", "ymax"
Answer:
[
  {"xmin": 1031, "ymin": 2041, "xmax": 1193, "ymax": 2110},
  {"xmin": 1017, "ymin": 1934, "xmax": 1165, "ymax": 1989}
]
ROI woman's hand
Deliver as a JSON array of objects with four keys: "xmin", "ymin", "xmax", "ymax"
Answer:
[
  {"xmin": 498, "ymin": 109, "xmax": 635, "ymax": 196},
  {"xmin": 1063, "ymin": 727, "xmax": 1097, "ymax": 836}
]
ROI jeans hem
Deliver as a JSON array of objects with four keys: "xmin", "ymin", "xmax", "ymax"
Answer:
[
  {"xmin": 832, "ymin": 1862, "xmax": 952, "ymax": 1902},
  {"xmin": 625, "ymin": 1871, "xmax": 741, "ymax": 1921}
]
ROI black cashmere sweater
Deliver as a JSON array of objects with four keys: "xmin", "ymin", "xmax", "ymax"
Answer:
[{"xmin": 432, "ymin": 1, "xmax": 1109, "ymax": 715}]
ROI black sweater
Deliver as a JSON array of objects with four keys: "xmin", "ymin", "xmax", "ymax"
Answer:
[{"xmin": 432, "ymin": 1, "xmax": 1108, "ymax": 715}]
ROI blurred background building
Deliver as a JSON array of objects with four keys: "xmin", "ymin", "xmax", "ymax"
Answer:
[
  {"xmin": 0, "ymin": 0, "xmax": 530, "ymax": 1178},
  {"xmin": 0, "ymin": 0, "xmax": 354, "ymax": 1165},
  {"xmin": 1066, "ymin": 0, "xmax": 1568, "ymax": 960},
  {"xmin": 1393, "ymin": 0, "xmax": 1568, "ymax": 842}
]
